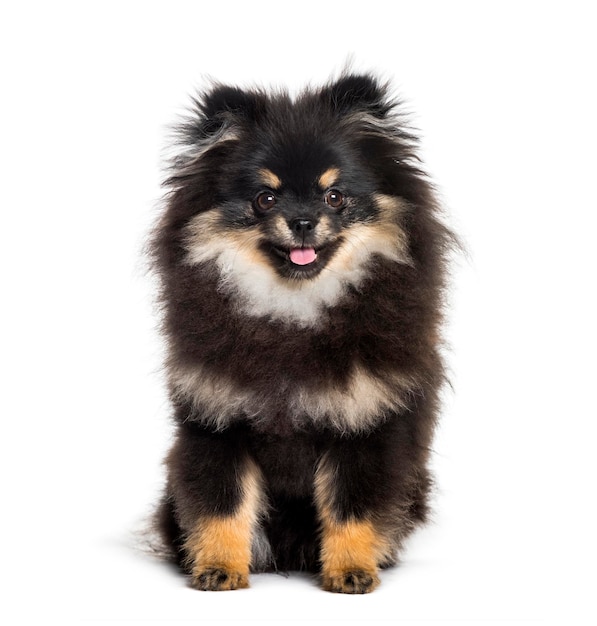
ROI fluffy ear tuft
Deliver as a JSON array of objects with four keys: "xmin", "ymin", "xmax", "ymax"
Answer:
[
  {"xmin": 199, "ymin": 86, "xmax": 264, "ymax": 122},
  {"xmin": 323, "ymin": 74, "xmax": 392, "ymax": 118},
  {"xmin": 182, "ymin": 85, "xmax": 265, "ymax": 144}
]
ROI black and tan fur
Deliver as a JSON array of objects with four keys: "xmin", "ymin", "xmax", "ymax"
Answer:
[{"xmin": 150, "ymin": 73, "xmax": 453, "ymax": 593}]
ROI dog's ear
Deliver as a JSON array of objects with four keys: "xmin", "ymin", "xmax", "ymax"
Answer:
[
  {"xmin": 200, "ymin": 86, "xmax": 264, "ymax": 124},
  {"xmin": 181, "ymin": 85, "xmax": 265, "ymax": 145},
  {"xmin": 323, "ymin": 74, "xmax": 391, "ymax": 118}
]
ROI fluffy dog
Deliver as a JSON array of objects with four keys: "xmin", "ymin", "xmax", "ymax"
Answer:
[{"xmin": 150, "ymin": 73, "xmax": 453, "ymax": 593}]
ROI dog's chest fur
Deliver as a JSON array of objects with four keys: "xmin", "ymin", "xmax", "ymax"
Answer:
[{"xmin": 166, "ymin": 260, "xmax": 420, "ymax": 435}]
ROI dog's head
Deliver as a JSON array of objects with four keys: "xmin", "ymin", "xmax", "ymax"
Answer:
[{"xmin": 161, "ymin": 74, "xmax": 429, "ymax": 324}]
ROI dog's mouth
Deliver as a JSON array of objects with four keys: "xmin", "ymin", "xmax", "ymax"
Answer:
[
  {"xmin": 266, "ymin": 241, "xmax": 339, "ymax": 279},
  {"xmin": 271, "ymin": 245, "xmax": 320, "ymax": 268},
  {"xmin": 288, "ymin": 247, "xmax": 317, "ymax": 266}
]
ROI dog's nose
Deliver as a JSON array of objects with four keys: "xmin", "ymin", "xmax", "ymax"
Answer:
[{"xmin": 290, "ymin": 218, "xmax": 315, "ymax": 237}]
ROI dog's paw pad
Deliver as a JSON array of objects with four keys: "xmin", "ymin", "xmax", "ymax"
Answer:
[
  {"xmin": 322, "ymin": 569, "xmax": 380, "ymax": 594},
  {"xmin": 191, "ymin": 567, "xmax": 249, "ymax": 591}
]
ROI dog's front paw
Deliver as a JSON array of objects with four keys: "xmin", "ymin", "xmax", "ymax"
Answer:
[
  {"xmin": 191, "ymin": 566, "xmax": 249, "ymax": 591},
  {"xmin": 321, "ymin": 568, "xmax": 380, "ymax": 594}
]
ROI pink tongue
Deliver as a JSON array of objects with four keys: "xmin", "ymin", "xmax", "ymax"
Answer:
[{"xmin": 289, "ymin": 247, "xmax": 317, "ymax": 266}]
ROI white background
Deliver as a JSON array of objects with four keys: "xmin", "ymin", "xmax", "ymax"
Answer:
[{"xmin": 1, "ymin": 1, "xmax": 596, "ymax": 624}]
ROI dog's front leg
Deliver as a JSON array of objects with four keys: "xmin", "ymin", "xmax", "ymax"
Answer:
[
  {"xmin": 314, "ymin": 432, "xmax": 400, "ymax": 594},
  {"xmin": 167, "ymin": 422, "xmax": 264, "ymax": 591}
]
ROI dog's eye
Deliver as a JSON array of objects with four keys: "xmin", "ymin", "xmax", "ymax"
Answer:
[
  {"xmin": 324, "ymin": 189, "xmax": 345, "ymax": 209},
  {"xmin": 254, "ymin": 191, "xmax": 277, "ymax": 212}
]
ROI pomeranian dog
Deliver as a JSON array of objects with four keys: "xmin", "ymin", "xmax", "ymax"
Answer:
[{"xmin": 150, "ymin": 72, "xmax": 453, "ymax": 593}]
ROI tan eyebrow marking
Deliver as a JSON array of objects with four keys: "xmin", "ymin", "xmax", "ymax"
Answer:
[
  {"xmin": 318, "ymin": 167, "xmax": 341, "ymax": 189},
  {"xmin": 259, "ymin": 169, "xmax": 282, "ymax": 190}
]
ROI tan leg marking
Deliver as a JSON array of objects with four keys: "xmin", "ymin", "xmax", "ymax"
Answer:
[
  {"xmin": 319, "ymin": 517, "xmax": 386, "ymax": 593},
  {"xmin": 184, "ymin": 459, "xmax": 263, "ymax": 591}
]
